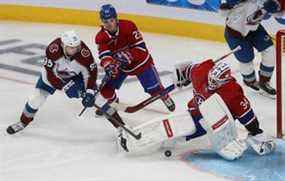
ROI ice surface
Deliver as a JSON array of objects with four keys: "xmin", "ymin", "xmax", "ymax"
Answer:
[{"xmin": 0, "ymin": 21, "xmax": 282, "ymax": 181}]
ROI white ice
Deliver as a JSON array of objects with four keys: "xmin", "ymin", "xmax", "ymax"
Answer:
[{"xmin": 0, "ymin": 21, "xmax": 278, "ymax": 181}]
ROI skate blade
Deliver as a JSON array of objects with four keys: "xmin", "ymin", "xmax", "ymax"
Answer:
[{"xmin": 258, "ymin": 90, "xmax": 276, "ymax": 99}]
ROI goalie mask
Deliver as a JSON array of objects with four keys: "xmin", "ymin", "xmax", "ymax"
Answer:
[{"xmin": 208, "ymin": 62, "xmax": 232, "ymax": 90}]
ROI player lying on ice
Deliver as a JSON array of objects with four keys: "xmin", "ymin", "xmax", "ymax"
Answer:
[
  {"xmin": 94, "ymin": 4, "xmax": 175, "ymax": 116},
  {"xmin": 220, "ymin": 0, "xmax": 284, "ymax": 97},
  {"xmin": 117, "ymin": 59, "xmax": 275, "ymax": 160},
  {"xmin": 6, "ymin": 30, "xmax": 126, "ymax": 135}
]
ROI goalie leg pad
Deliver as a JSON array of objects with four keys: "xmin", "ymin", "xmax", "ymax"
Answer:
[
  {"xmin": 125, "ymin": 111, "xmax": 196, "ymax": 154},
  {"xmin": 199, "ymin": 93, "xmax": 248, "ymax": 160}
]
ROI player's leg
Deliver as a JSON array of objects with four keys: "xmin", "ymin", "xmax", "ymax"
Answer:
[
  {"xmin": 236, "ymin": 103, "xmax": 275, "ymax": 155},
  {"xmin": 136, "ymin": 64, "xmax": 175, "ymax": 112},
  {"xmin": 224, "ymin": 28, "xmax": 259, "ymax": 91},
  {"xmin": 100, "ymin": 71, "xmax": 127, "ymax": 103},
  {"xmin": 96, "ymin": 72, "xmax": 127, "ymax": 116},
  {"xmin": 6, "ymin": 76, "xmax": 55, "ymax": 134},
  {"xmin": 250, "ymin": 25, "xmax": 276, "ymax": 96}
]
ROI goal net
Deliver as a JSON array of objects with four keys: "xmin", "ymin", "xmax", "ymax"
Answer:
[{"xmin": 276, "ymin": 30, "xmax": 285, "ymax": 138}]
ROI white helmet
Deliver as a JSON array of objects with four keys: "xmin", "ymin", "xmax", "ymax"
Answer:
[
  {"xmin": 208, "ymin": 62, "xmax": 232, "ymax": 90},
  {"xmin": 60, "ymin": 30, "xmax": 81, "ymax": 47}
]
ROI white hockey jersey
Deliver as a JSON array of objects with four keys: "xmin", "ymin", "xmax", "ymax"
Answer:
[{"xmin": 224, "ymin": 0, "xmax": 264, "ymax": 36}]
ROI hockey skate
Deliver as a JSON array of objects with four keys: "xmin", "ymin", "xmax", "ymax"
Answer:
[
  {"xmin": 246, "ymin": 132, "xmax": 276, "ymax": 155},
  {"xmin": 161, "ymin": 95, "xmax": 176, "ymax": 112},
  {"xmin": 243, "ymin": 79, "xmax": 260, "ymax": 92},
  {"xmin": 6, "ymin": 121, "xmax": 27, "ymax": 135},
  {"xmin": 258, "ymin": 74, "xmax": 276, "ymax": 98},
  {"xmin": 117, "ymin": 127, "xmax": 129, "ymax": 152}
]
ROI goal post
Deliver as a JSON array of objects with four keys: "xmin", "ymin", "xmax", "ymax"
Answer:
[{"xmin": 276, "ymin": 30, "xmax": 285, "ymax": 138}]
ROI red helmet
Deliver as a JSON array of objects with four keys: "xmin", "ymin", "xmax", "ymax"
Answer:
[{"xmin": 208, "ymin": 62, "xmax": 232, "ymax": 90}]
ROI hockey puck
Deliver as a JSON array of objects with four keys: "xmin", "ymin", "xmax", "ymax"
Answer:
[{"xmin": 164, "ymin": 150, "xmax": 172, "ymax": 157}]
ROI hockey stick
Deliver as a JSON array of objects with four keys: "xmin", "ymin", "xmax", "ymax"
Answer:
[
  {"xmin": 115, "ymin": 46, "xmax": 238, "ymax": 114},
  {"xmin": 78, "ymin": 75, "xmax": 110, "ymax": 117},
  {"xmin": 112, "ymin": 84, "xmax": 176, "ymax": 113},
  {"xmin": 214, "ymin": 45, "xmax": 242, "ymax": 63},
  {"xmin": 94, "ymin": 104, "xmax": 142, "ymax": 140}
]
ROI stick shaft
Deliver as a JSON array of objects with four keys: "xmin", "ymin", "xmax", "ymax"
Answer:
[{"xmin": 214, "ymin": 46, "xmax": 242, "ymax": 63}]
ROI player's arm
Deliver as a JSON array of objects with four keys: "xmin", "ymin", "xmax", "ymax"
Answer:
[
  {"xmin": 44, "ymin": 45, "xmax": 65, "ymax": 90},
  {"xmin": 247, "ymin": 0, "xmax": 281, "ymax": 24},
  {"xmin": 187, "ymin": 98, "xmax": 202, "ymax": 120},
  {"xmin": 173, "ymin": 59, "xmax": 214, "ymax": 88},
  {"xmin": 263, "ymin": 0, "xmax": 282, "ymax": 13},
  {"xmin": 223, "ymin": 86, "xmax": 262, "ymax": 135},
  {"xmin": 79, "ymin": 43, "xmax": 98, "ymax": 90},
  {"xmin": 79, "ymin": 53, "xmax": 98, "ymax": 108},
  {"xmin": 219, "ymin": 0, "xmax": 246, "ymax": 16},
  {"xmin": 127, "ymin": 21, "xmax": 149, "ymax": 62},
  {"xmin": 95, "ymin": 34, "xmax": 119, "ymax": 78}
]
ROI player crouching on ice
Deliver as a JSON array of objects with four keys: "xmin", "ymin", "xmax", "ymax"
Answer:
[
  {"xmin": 7, "ymin": 30, "xmax": 126, "ymax": 135},
  {"xmin": 118, "ymin": 59, "xmax": 275, "ymax": 160},
  {"xmin": 220, "ymin": 0, "xmax": 284, "ymax": 97}
]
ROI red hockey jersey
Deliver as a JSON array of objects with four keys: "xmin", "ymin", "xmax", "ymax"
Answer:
[
  {"xmin": 42, "ymin": 38, "xmax": 97, "ymax": 90},
  {"xmin": 95, "ymin": 19, "xmax": 153, "ymax": 75},
  {"xmin": 187, "ymin": 59, "xmax": 256, "ymax": 125}
]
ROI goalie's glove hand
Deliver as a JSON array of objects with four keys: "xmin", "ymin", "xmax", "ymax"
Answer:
[
  {"xmin": 247, "ymin": 9, "xmax": 267, "ymax": 25},
  {"xmin": 173, "ymin": 61, "xmax": 192, "ymax": 88},
  {"xmin": 81, "ymin": 89, "xmax": 96, "ymax": 108}
]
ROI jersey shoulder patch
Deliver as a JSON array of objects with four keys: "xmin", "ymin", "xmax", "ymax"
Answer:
[
  {"xmin": 46, "ymin": 38, "xmax": 63, "ymax": 61},
  {"xmin": 75, "ymin": 41, "xmax": 95, "ymax": 67}
]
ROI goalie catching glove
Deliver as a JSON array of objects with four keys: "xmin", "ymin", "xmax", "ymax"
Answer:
[{"xmin": 173, "ymin": 61, "xmax": 193, "ymax": 88}]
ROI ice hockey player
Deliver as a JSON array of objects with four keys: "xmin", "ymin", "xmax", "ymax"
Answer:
[
  {"xmin": 219, "ymin": 0, "xmax": 284, "ymax": 97},
  {"xmin": 118, "ymin": 59, "xmax": 275, "ymax": 160},
  {"xmin": 94, "ymin": 4, "xmax": 175, "ymax": 115},
  {"xmin": 6, "ymin": 30, "xmax": 125, "ymax": 135}
]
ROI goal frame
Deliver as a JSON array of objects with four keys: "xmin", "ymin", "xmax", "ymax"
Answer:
[{"xmin": 276, "ymin": 30, "xmax": 285, "ymax": 138}]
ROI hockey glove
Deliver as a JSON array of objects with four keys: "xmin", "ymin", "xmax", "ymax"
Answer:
[
  {"xmin": 103, "ymin": 59, "xmax": 120, "ymax": 78},
  {"xmin": 81, "ymin": 89, "xmax": 96, "ymax": 108},
  {"xmin": 63, "ymin": 77, "xmax": 84, "ymax": 98}
]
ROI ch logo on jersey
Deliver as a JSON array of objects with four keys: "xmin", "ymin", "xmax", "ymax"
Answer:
[
  {"xmin": 194, "ymin": 93, "xmax": 206, "ymax": 106},
  {"xmin": 240, "ymin": 98, "xmax": 250, "ymax": 110}
]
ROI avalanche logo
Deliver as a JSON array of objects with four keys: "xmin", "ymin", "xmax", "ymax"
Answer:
[{"xmin": 55, "ymin": 64, "xmax": 77, "ymax": 80}]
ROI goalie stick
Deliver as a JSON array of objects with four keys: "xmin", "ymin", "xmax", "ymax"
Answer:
[
  {"xmin": 112, "ymin": 45, "xmax": 240, "ymax": 115},
  {"xmin": 78, "ymin": 75, "xmax": 110, "ymax": 116},
  {"xmin": 214, "ymin": 45, "xmax": 242, "ymax": 63}
]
